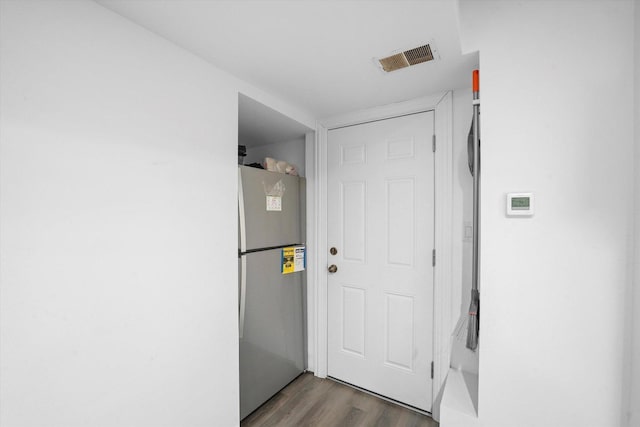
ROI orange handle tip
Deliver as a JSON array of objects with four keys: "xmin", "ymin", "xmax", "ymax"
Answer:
[{"xmin": 472, "ymin": 70, "xmax": 479, "ymax": 92}]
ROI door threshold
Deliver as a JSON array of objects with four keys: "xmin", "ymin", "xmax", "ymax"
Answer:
[{"xmin": 327, "ymin": 376, "xmax": 433, "ymax": 418}]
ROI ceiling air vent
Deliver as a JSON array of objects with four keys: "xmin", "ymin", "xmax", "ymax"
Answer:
[{"xmin": 377, "ymin": 43, "xmax": 436, "ymax": 73}]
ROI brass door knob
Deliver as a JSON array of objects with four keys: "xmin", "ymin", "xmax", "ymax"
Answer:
[{"xmin": 328, "ymin": 264, "xmax": 338, "ymax": 273}]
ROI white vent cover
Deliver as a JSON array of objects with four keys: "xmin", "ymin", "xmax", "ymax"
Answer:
[{"xmin": 376, "ymin": 43, "xmax": 438, "ymax": 73}]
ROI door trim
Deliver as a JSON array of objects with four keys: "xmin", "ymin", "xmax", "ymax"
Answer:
[{"xmin": 307, "ymin": 91, "xmax": 454, "ymax": 408}]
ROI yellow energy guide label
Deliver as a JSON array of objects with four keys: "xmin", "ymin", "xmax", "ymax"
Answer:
[{"xmin": 281, "ymin": 246, "xmax": 306, "ymax": 274}]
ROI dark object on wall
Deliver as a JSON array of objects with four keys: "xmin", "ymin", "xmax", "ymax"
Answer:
[
  {"xmin": 238, "ymin": 145, "xmax": 247, "ymax": 165},
  {"xmin": 467, "ymin": 123, "xmax": 480, "ymax": 177},
  {"xmin": 467, "ymin": 69, "xmax": 480, "ymax": 351}
]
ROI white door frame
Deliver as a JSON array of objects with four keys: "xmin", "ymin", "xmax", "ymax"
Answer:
[{"xmin": 305, "ymin": 91, "xmax": 453, "ymax": 407}]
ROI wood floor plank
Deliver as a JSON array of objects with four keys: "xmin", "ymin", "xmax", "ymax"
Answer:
[
  {"xmin": 241, "ymin": 373, "xmax": 438, "ymax": 427},
  {"xmin": 369, "ymin": 401, "xmax": 402, "ymax": 427},
  {"xmin": 295, "ymin": 380, "xmax": 357, "ymax": 426},
  {"xmin": 279, "ymin": 372, "xmax": 314, "ymax": 397},
  {"xmin": 333, "ymin": 406, "xmax": 367, "ymax": 427},
  {"xmin": 241, "ymin": 391, "xmax": 289, "ymax": 426},
  {"xmin": 257, "ymin": 376, "xmax": 334, "ymax": 427}
]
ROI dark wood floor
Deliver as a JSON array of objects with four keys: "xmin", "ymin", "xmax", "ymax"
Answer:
[{"xmin": 241, "ymin": 373, "xmax": 438, "ymax": 427}]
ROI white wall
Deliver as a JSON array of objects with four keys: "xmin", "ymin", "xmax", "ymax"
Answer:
[
  {"xmin": 0, "ymin": 1, "xmax": 314, "ymax": 426},
  {"xmin": 243, "ymin": 137, "xmax": 306, "ymax": 177},
  {"xmin": 457, "ymin": 1, "xmax": 635, "ymax": 426},
  {"xmin": 631, "ymin": 1, "xmax": 640, "ymax": 425}
]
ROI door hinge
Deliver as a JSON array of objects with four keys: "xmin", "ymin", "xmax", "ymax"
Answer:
[
  {"xmin": 431, "ymin": 361, "xmax": 434, "ymax": 379},
  {"xmin": 432, "ymin": 249, "xmax": 436, "ymax": 267},
  {"xmin": 432, "ymin": 134, "xmax": 436, "ymax": 152}
]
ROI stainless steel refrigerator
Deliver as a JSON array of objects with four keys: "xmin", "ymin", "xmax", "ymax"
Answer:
[{"xmin": 238, "ymin": 166, "xmax": 305, "ymax": 420}]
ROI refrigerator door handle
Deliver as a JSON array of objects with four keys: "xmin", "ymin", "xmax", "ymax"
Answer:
[
  {"xmin": 238, "ymin": 168, "xmax": 247, "ymax": 253},
  {"xmin": 239, "ymin": 255, "xmax": 247, "ymax": 339}
]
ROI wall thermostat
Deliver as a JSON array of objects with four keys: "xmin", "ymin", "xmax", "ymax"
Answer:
[{"xmin": 507, "ymin": 193, "xmax": 534, "ymax": 216}]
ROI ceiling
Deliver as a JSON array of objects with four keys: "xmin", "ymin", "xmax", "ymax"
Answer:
[
  {"xmin": 238, "ymin": 94, "xmax": 312, "ymax": 147},
  {"xmin": 95, "ymin": 0, "xmax": 478, "ymax": 121}
]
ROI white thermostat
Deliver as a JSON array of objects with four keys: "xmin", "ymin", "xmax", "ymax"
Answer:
[{"xmin": 507, "ymin": 193, "xmax": 534, "ymax": 216}]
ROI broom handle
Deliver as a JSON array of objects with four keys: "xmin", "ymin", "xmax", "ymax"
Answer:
[{"xmin": 472, "ymin": 70, "xmax": 480, "ymax": 293}]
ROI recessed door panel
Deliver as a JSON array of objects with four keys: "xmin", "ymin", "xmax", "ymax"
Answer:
[
  {"xmin": 384, "ymin": 293, "xmax": 414, "ymax": 371},
  {"xmin": 341, "ymin": 285, "xmax": 366, "ymax": 357},
  {"xmin": 386, "ymin": 178, "xmax": 415, "ymax": 267},
  {"xmin": 342, "ymin": 181, "xmax": 366, "ymax": 263},
  {"xmin": 386, "ymin": 137, "xmax": 415, "ymax": 160},
  {"xmin": 341, "ymin": 144, "xmax": 366, "ymax": 165}
]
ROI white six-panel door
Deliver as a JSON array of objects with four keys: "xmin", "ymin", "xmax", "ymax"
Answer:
[{"xmin": 327, "ymin": 111, "xmax": 435, "ymax": 411}]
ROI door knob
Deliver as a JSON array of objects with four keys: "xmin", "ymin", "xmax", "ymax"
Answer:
[{"xmin": 328, "ymin": 264, "xmax": 338, "ymax": 273}]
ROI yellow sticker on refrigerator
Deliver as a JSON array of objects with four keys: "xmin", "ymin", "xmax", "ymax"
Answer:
[{"xmin": 281, "ymin": 246, "xmax": 306, "ymax": 274}]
